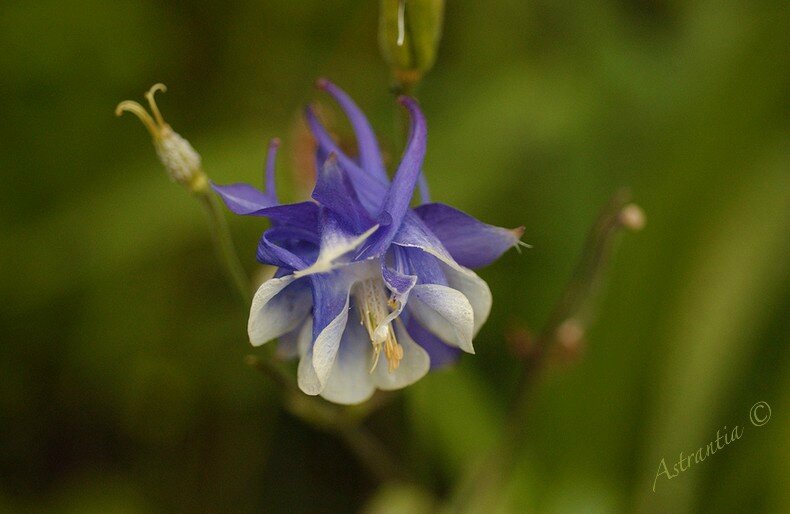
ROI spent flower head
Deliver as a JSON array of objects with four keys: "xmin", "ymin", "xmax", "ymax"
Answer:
[
  {"xmin": 213, "ymin": 79, "xmax": 526, "ymax": 405},
  {"xmin": 116, "ymin": 84, "xmax": 207, "ymax": 193}
]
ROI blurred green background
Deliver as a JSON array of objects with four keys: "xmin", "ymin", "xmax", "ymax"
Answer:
[{"xmin": 1, "ymin": 1, "xmax": 787, "ymax": 512}]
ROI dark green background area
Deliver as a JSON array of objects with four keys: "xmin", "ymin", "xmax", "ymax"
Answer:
[{"xmin": 0, "ymin": 1, "xmax": 787, "ymax": 512}]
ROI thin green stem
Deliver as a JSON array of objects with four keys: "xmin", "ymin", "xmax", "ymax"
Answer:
[
  {"xmin": 195, "ymin": 185, "xmax": 251, "ymax": 303},
  {"xmin": 336, "ymin": 423, "xmax": 407, "ymax": 483},
  {"xmin": 508, "ymin": 189, "xmax": 635, "ymax": 423},
  {"xmin": 447, "ymin": 190, "xmax": 643, "ymax": 511},
  {"xmin": 193, "ymin": 167, "xmax": 406, "ymax": 485},
  {"xmin": 245, "ymin": 354, "xmax": 408, "ymax": 484}
]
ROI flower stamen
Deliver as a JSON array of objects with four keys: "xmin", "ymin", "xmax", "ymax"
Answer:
[{"xmin": 356, "ymin": 279, "xmax": 403, "ymax": 373}]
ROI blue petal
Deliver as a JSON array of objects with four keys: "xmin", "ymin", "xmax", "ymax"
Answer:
[
  {"xmin": 312, "ymin": 154, "xmax": 374, "ymax": 233},
  {"xmin": 365, "ymin": 97, "xmax": 427, "ymax": 255},
  {"xmin": 381, "ymin": 257, "xmax": 417, "ymax": 296},
  {"xmin": 256, "ymin": 226, "xmax": 318, "ymax": 270},
  {"xmin": 248, "ymin": 275, "xmax": 312, "ymax": 346},
  {"xmin": 379, "ymin": 251, "xmax": 417, "ymax": 326},
  {"xmin": 262, "ymin": 138, "xmax": 280, "ymax": 200},
  {"xmin": 400, "ymin": 245, "xmax": 447, "ymax": 286},
  {"xmin": 393, "ymin": 216, "xmax": 493, "ymax": 343},
  {"xmin": 210, "ymin": 138, "xmax": 281, "ymax": 214},
  {"xmin": 211, "ymin": 182, "xmax": 277, "ymax": 215},
  {"xmin": 404, "ymin": 315, "xmax": 462, "ymax": 369},
  {"xmin": 316, "ymin": 79, "xmax": 388, "ymax": 184},
  {"xmin": 310, "ymin": 271, "xmax": 355, "ymax": 387},
  {"xmin": 391, "ymin": 212, "xmax": 456, "ymax": 266},
  {"xmin": 212, "ymin": 179, "xmax": 320, "ymax": 230},
  {"xmin": 259, "ymin": 202, "xmax": 321, "ymax": 231},
  {"xmin": 417, "ymin": 171, "xmax": 431, "ymax": 205},
  {"xmin": 294, "ymin": 207, "xmax": 379, "ymax": 278},
  {"xmin": 415, "ymin": 203, "xmax": 524, "ymax": 268},
  {"xmin": 304, "ymin": 106, "xmax": 387, "ymax": 215}
]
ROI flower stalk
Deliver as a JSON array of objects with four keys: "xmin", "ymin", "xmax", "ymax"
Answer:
[
  {"xmin": 245, "ymin": 354, "xmax": 407, "ymax": 483},
  {"xmin": 448, "ymin": 189, "xmax": 645, "ymax": 511},
  {"xmin": 196, "ymin": 191, "xmax": 251, "ymax": 302},
  {"xmin": 116, "ymin": 84, "xmax": 250, "ymax": 302}
]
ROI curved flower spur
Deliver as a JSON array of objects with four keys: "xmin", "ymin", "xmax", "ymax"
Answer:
[{"xmin": 213, "ymin": 79, "xmax": 526, "ymax": 404}]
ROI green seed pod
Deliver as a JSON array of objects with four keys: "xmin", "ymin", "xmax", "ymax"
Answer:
[{"xmin": 379, "ymin": 0, "xmax": 445, "ymax": 91}]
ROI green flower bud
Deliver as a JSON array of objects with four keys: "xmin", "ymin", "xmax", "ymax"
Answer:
[{"xmin": 378, "ymin": 0, "xmax": 445, "ymax": 91}]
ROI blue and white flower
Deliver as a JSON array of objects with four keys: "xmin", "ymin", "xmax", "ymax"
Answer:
[{"xmin": 214, "ymin": 79, "xmax": 525, "ymax": 404}]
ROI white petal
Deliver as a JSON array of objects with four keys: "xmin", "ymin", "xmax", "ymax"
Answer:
[
  {"xmin": 319, "ymin": 309, "xmax": 376, "ymax": 405},
  {"xmin": 248, "ymin": 275, "xmax": 312, "ymax": 346},
  {"xmin": 439, "ymin": 262, "xmax": 492, "ymax": 335},
  {"xmin": 296, "ymin": 319, "xmax": 323, "ymax": 395},
  {"xmin": 373, "ymin": 320, "xmax": 430, "ymax": 390},
  {"xmin": 407, "ymin": 284, "xmax": 475, "ymax": 353},
  {"xmin": 311, "ymin": 295, "xmax": 351, "ymax": 387}
]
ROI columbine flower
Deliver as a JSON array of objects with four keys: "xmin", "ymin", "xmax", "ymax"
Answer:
[{"xmin": 213, "ymin": 79, "xmax": 525, "ymax": 404}]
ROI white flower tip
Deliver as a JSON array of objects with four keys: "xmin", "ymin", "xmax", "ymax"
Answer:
[
  {"xmin": 299, "ymin": 379, "xmax": 323, "ymax": 396},
  {"xmin": 461, "ymin": 339, "xmax": 476, "ymax": 354},
  {"xmin": 248, "ymin": 337, "xmax": 267, "ymax": 348}
]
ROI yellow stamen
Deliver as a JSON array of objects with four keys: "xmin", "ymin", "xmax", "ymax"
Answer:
[{"xmin": 355, "ymin": 279, "xmax": 403, "ymax": 373}]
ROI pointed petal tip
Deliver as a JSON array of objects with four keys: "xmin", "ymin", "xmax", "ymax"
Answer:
[
  {"xmin": 396, "ymin": 95, "xmax": 417, "ymax": 107},
  {"xmin": 513, "ymin": 226, "xmax": 533, "ymax": 249},
  {"xmin": 315, "ymin": 77, "xmax": 331, "ymax": 90},
  {"xmin": 269, "ymin": 137, "xmax": 281, "ymax": 149}
]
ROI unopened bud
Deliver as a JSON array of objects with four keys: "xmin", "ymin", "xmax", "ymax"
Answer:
[
  {"xmin": 379, "ymin": 0, "xmax": 445, "ymax": 91},
  {"xmin": 618, "ymin": 203, "xmax": 646, "ymax": 231},
  {"xmin": 116, "ymin": 84, "xmax": 207, "ymax": 193},
  {"xmin": 555, "ymin": 319, "xmax": 585, "ymax": 349},
  {"xmin": 553, "ymin": 319, "xmax": 586, "ymax": 363}
]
